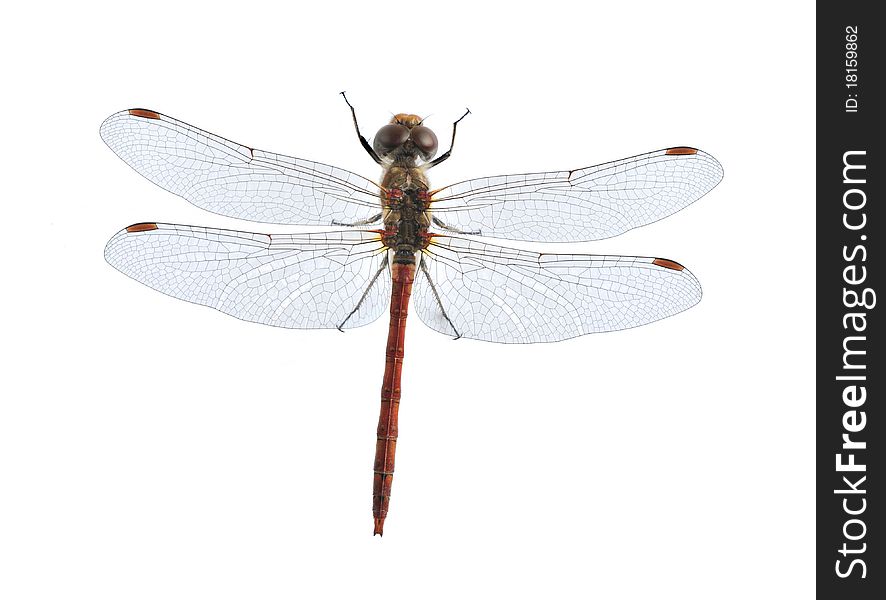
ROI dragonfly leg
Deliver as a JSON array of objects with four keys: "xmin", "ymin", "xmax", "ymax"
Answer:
[
  {"xmin": 424, "ymin": 107, "xmax": 471, "ymax": 170},
  {"xmin": 340, "ymin": 91, "xmax": 384, "ymax": 166},
  {"xmin": 332, "ymin": 212, "xmax": 383, "ymax": 227},
  {"xmin": 337, "ymin": 254, "xmax": 389, "ymax": 331},
  {"xmin": 419, "ymin": 255, "xmax": 461, "ymax": 339},
  {"xmin": 431, "ymin": 216, "xmax": 481, "ymax": 236}
]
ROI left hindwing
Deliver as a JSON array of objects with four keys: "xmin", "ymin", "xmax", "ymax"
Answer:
[{"xmin": 105, "ymin": 224, "xmax": 390, "ymax": 329}]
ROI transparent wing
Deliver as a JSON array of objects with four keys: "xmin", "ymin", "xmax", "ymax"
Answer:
[
  {"xmin": 105, "ymin": 223, "xmax": 390, "ymax": 329},
  {"xmin": 100, "ymin": 109, "xmax": 383, "ymax": 225},
  {"xmin": 414, "ymin": 236, "xmax": 701, "ymax": 343},
  {"xmin": 430, "ymin": 148, "xmax": 722, "ymax": 242}
]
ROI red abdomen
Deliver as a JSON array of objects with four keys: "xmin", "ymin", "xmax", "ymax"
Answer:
[{"xmin": 372, "ymin": 259, "xmax": 416, "ymax": 536}]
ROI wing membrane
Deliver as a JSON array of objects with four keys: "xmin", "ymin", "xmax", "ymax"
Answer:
[
  {"xmin": 100, "ymin": 109, "xmax": 383, "ymax": 225},
  {"xmin": 105, "ymin": 224, "xmax": 390, "ymax": 329},
  {"xmin": 430, "ymin": 148, "xmax": 722, "ymax": 242},
  {"xmin": 414, "ymin": 236, "xmax": 701, "ymax": 343}
]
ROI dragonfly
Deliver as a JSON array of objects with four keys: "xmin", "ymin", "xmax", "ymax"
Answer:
[{"xmin": 101, "ymin": 95, "xmax": 723, "ymax": 536}]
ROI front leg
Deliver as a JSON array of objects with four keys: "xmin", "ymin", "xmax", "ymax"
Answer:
[
  {"xmin": 424, "ymin": 108, "xmax": 471, "ymax": 170},
  {"xmin": 340, "ymin": 91, "xmax": 384, "ymax": 166}
]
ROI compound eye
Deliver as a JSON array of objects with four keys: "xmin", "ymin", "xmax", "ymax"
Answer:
[
  {"xmin": 409, "ymin": 126, "xmax": 438, "ymax": 160},
  {"xmin": 373, "ymin": 124, "xmax": 410, "ymax": 155}
]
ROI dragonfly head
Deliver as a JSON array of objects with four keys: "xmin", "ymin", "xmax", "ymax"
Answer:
[{"xmin": 373, "ymin": 114, "xmax": 438, "ymax": 162}]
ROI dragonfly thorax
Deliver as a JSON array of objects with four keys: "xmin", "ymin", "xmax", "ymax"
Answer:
[{"xmin": 381, "ymin": 186, "xmax": 432, "ymax": 262}]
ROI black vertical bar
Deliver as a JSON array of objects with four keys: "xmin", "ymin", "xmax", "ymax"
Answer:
[{"xmin": 817, "ymin": 3, "xmax": 882, "ymax": 597}]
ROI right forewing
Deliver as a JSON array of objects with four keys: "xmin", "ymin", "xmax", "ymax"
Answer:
[{"xmin": 429, "ymin": 148, "xmax": 723, "ymax": 242}]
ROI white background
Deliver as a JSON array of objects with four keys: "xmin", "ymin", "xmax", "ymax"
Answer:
[{"xmin": 1, "ymin": 1, "xmax": 814, "ymax": 598}]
